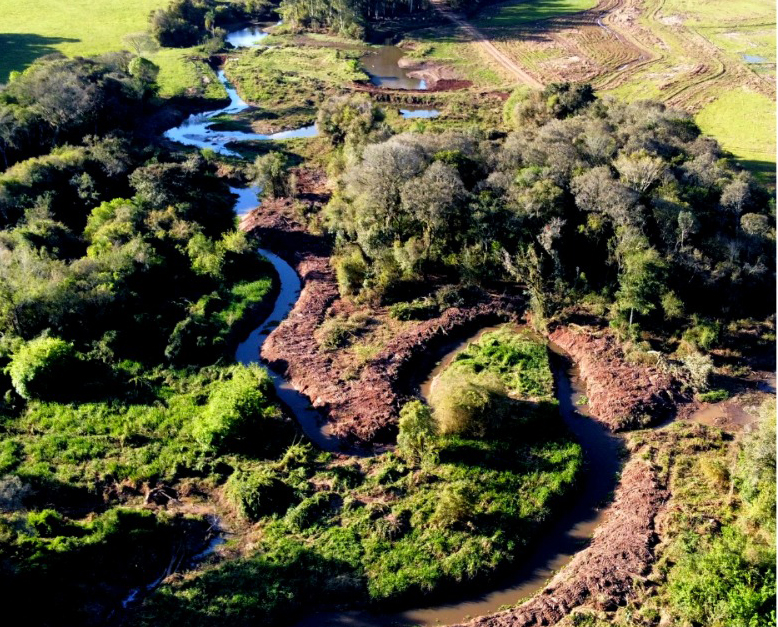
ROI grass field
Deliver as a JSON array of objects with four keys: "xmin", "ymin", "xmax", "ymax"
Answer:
[
  {"xmin": 0, "ymin": 0, "xmax": 224, "ymax": 99},
  {"xmin": 472, "ymin": 0, "xmax": 597, "ymax": 28},
  {"xmin": 696, "ymin": 88, "xmax": 776, "ymax": 184},
  {"xmin": 428, "ymin": 0, "xmax": 775, "ymax": 184}
]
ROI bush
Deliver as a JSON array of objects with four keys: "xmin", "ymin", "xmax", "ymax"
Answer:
[
  {"xmin": 7, "ymin": 336, "xmax": 81, "ymax": 401},
  {"xmin": 683, "ymin": 319, "xmax": 722, "ymax": 351},
  {"xmin": 225, "ymin": 468, "xmax": 296, "ymax": 522},
  {"xmin": 192, "ymin": 364, "xmax": 288, "ymax": 456},
  {"xmin": 681, "ymin": 352, "xmax": 714, "ymax": 392},
  {"xmin": 429, "ymin": 371, "xmax": 507, "ymax": 436},
  {"xmin": 397, "ymin": 401, "xmax": 436, "ymax": 463},
  {"xmin": 431, "ymin": 482, "xmax": 474, "ymax": 529},
  {"xmin": 334, "ymin": 248, "xmax": 368, "ymax": 297}
]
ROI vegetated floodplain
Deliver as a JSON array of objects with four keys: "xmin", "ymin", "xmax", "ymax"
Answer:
[
  {"xmin": 224, "ymin": 44, "xmax": 368, "ymax": 126},
  {"xmin": 130, "ymin": 329, "xmax": 582, "ymax": 626},
  {"xmin": 472, "ymin": 0, "xmax": 598, "ymax": 29}
]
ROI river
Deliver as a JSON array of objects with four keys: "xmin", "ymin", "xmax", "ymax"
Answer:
[{"xmin": 160, "ymin": 22, "xmax": 624, "ymax": 627}]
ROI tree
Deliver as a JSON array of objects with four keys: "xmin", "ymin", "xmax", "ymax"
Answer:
[
  {"xmin": 252, "ymin": 152, "xmax": 289, "ymax": 199},
  {"xmin": 721, "ymin": 174, "xmax": 752, "ymax": 233},
  {"xmin": 128, "ymin": 57, "xmax": 160, "ymax": 86},
  {"xmin": 121, "ymin": 32, "xmax": 160, "ymax": 57},
  {"xmin": 677, "ymin": 210, "xmax": 697, "ymax": 249},
  {"xmin": 614, "ymin": 150, "xmax": 667, "ymax": 195},
  {"xmin": 614, "ymin": 242, "xmax": 667, "ymax": 327},
  {"xmin": 397, "ymin": 400, "xmax": 436, "ymax": 463},
  {"xmin": 400, "ymin": 161, "xmax": 466, "ymax": 257}
]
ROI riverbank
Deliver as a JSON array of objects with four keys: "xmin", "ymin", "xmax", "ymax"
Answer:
[{"xmin": 241, "ymin": 197, "xmax": 524, "ymax": 444}]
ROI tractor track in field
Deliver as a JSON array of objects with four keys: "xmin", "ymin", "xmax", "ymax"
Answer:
[{"xmin": 429, "ymin": 0, "xmax": 544, "ymax": 88}]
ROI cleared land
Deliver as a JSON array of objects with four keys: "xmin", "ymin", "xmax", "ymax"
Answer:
[
  {"xmin": 407, "ymin": 0, "xmax": 776, "ymax": 183},
  {"xmin": 0, "ymin": 0, "xmax": 224, "ymax": 99}
]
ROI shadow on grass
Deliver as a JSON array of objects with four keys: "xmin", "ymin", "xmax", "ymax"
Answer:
[
  {"xmin": 733, "ymin": 159, "xmax": 776, "ymax": 188},
  {"xmin": 0, "ymin": 33, "xmax": 80, "ymax": 82}
]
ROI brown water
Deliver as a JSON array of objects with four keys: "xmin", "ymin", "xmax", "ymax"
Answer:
[
  {"xmin": 361, "ymin": 46, "xmax": 427, "ymax": 90},
  {"xmin": 293, "ymin": 325, "xmax": 623, "ymax": 627}
]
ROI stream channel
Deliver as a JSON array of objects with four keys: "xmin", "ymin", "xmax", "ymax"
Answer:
[{"xmin": 161, "ymin": 22, "xmax": 623, "ymax": 627}]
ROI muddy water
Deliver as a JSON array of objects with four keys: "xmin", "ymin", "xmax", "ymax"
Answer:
[
  {"xmin": 293, "ymin": 326, "xmax": 623, "ymax": 627},
  {"xmin": 234, "ymin": 248, "xmax": 342, "ymax": 452},
  {"xmin": 361, "ymin": 45, "xmax": 427, "ymax": 89}
]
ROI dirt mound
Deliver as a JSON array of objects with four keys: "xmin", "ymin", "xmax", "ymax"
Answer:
[
  {"xmin": 452, "ymin": 455, "xmax": 668, "ymax": 627},
  {"xmin": 549, "ymin": 325, "xmax": 678, "ymax": 431},
  {"xmin": 241, "ymin": 198, "xmax": 522, "ymax": 444}
]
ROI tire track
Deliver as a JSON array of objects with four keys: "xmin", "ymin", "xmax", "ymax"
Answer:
[{"xmin": 429, "ymin": 0, "xmax": 544, "ymax": 88}]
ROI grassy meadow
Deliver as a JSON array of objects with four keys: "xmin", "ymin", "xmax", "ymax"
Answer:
[
  {"xmin": 696, "ymin": 89, "xmax": 776, "ymax": 184},
  {"xmin": 471, "ymin": 0, "xmax": 597, "ymax": 29},
  {"xmin": 0, "ymin": 0, "xmax": 224, "ymax": 99}
]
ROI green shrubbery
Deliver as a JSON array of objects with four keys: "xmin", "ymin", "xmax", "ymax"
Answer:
[
  {"xmin": 429, "ymin": 328, "xmax": 557, "ymax": 437},
  {"xmin": 132, "ymin": 326, "xmax": 581, "ymax": 624},
  {"xmin": 193, "ymin": 364, "xmax": 288, "ymax": 456},
  {"xmin": 225, "ymin": 467, "xmax": 297, "ymax": 522},
  {"xmin": 7, "ymin": 336, "xmax": 81, "ymax": 401}
]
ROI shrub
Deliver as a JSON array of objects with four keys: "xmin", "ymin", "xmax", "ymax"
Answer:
[
  {"xmin": 192, "ymin": 364, "xmax": 288, "ymax": 456},
  {"xmin": 681, "ymin": 352, "xmax": 714, "ymax": 392},
  {"xmin": 431, "ymin": 482, "xmax": 474, "ymax": 529},
  {"xmin": 7, "ymin": 336, "xmax": 81, "ymax": 401},
  {"xmin": 334, "ymin": 248, "xmax": 368, "ymax": 297},
  {"xmin": 429, "ymin": 371, "xmax": 507, "ymax": 436},
  {"xmin": 683, "ymin": 319, "xmax": 722, "ymax": 351},
  {"xmin": 225, "ymin": 468, "xmax": 296, "ymax": 522},
  {"xmin": 397, "ymin": 401, "xmax": 436, "ymax": 464}
]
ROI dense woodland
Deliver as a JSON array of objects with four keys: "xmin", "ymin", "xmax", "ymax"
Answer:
[
  {"xmin": 0, "ymin": 1, "xmax": 774, "ymax": 626},
  {"xmin": 318, "ymin": 88, "xmax": 775, "ymax": 339}
]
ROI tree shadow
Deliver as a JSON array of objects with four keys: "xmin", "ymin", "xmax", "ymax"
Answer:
[
  {"xmin": 0, "ymin": 33, "xmax": 80, "ymax": 82},
  {"xmin": 733, "ymin": 159, "xmax": 776, "ymax": 188}
]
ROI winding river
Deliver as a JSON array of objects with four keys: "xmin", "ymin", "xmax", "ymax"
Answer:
[{"xmin": 161, "ymin": 23, "xmax": 623, "ymax": 627}]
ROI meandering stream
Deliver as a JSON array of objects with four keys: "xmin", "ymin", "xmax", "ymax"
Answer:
[{"xmin": 159, "ymin": 22, "xmax": 624, "ymax": 627}]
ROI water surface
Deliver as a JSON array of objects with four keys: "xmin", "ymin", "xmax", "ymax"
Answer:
[{"xmin": 361, "ymin": 46, "xmax": 427, "ymax": 90}]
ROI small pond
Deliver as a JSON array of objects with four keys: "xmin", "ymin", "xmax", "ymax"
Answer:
[{"xmin": 361, "ymin": 45, "xmax": 427, "ymax": 90}]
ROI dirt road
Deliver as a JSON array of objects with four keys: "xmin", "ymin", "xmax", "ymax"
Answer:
[{"xmin": 429, "ymin": 0, "xmax": 544, "ymax": 89}]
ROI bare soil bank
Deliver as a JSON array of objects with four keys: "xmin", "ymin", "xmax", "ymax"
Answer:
[
  {"xmin": 241, "ymin": 194, "xmax": 522, "ymax": 444},
  {"xmin": 549, "ymin": 325, "xmax": 680, "ymax": 431},
  {"xmin": 452, "ymin": 454, "xmax": 667, "ymax": 627}
]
